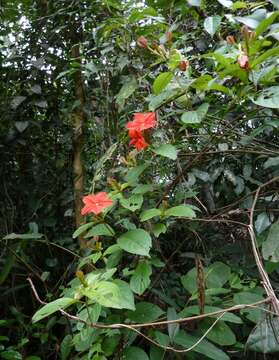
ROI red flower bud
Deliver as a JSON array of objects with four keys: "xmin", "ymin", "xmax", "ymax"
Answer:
[
  {"xmin": 226, "ymin": 35, "xmax": 235, "ymax": 45},
  {"xmin": 137, "ymin": 36, "xmax": 148, "ymax": 49},
  {"xmin": 179, "ymin": 60, "xmax": 189, "ymax": 71},
  {"xmin": 238, "ymin": 54, "xmax": 249, "ymax": 69}
]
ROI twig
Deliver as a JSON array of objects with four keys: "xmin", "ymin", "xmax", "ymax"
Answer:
[{"xmin": 248, "ymin": 176, "xmax": 279, "ymax": 315}]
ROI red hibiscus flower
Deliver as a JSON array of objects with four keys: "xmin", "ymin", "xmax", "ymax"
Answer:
[
  {"xmin": 126, "ymin": 112, "xmax": 156, "ymax": 132},
  {"xmin": 81, "ymin": 192, "xmax": 113, "ymax": 215},
  {"xmin": 128, "ymin": 130, "xmax": 149, "ymax": 150},
  {"xmin": 238, "ymin": 54, "xmax": 249, "ymax": 69}
]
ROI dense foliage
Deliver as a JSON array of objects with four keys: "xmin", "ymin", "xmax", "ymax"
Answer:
[{"xmin": 1, "ymin": 0, "xmax": 279, "ymax": 359}]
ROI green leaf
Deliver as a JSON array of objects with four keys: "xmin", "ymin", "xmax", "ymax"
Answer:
[
  {"xmin": 3, "ymin": 233, "xmax": 43, "ymax": 240},
  {"xmin": 251, "ymin": 47, "xmax": 279, "ymax": 68},
  {"xmin": 252, "ymin": 86, "xmax": 279, "ymax": 108},
  {"xmin": 140, "ymin": 208, "xmax": 161, "ymax": 222},
  {"xmin": 153, "ymin": 72, "xmax": 173, "ymax": 95},
  {"xmin": 132, "ymin": 184, "xmax": 154, "ymax": 194},
  {"xmin": 32, "ymin": 298, "xmax": 77, "ymax": 323},
  {"xmin": 73, "ymin": 222, "xmax": 94, "ymax": 238},
  {"xmin": 82, "ymin": 280, "xmax": 135, "ymax": 310},
  {"xmin": 233, "ymin": 292, "xmax": 264, "ymax": 323},
  {"xmin": 262, "ymin": 220, "xmax": 279, "ymax": 262},
  {"xmin": 181, "ymin": 268, "xmax": 197, "ymax": 294},
  {"xmin": 120, "ymin": 194, "xmax": 143, "ymax": 212},
  {"xmin": 152, "ymin": 223, "xmax": 167, "ymax": 237},
  {"xmin": 164, "ymin": 205, "xmax": 196, "ymax": 218},
  {"xmin": 264, "ymin": 156, "xmax": 279, "ymax": 169},
  {"xmin": 125, "ymin": 163, "xmax": 149, "ymax": 184},
  {"xmin": 167, "ymin": 308, "xmax": 179, "ymax": 343},
  {"xmin": 127, "ymin": 302, "xmax": 164, "ymax": 323},
  {"xmin": 255, "ymin": 212, "xmax": 272, "ymax": 234},
  {"xmin": 84, "ymin": 224, "xmax": 115, "ymax": 238},
  {"xmin": 174, "ymin": 330, "xmax": 230, "ymax": 360},
  {"xmin": 117, "ymin": 229, "xmax": 152, "ymax": 256},
  {"xmin": 60, "ymin": 334, "xmax": 73, "ymax": 360},
  {"xmin": 153, "ymin": 144, "xmax": 178, "ymax": 160},
  {"xmin": 204, "ymin": 16, "xmax": 221, "ymax": 36},
  {"xmin": 206, "ymin": 262, "xmax": 231, "ymax": 288},
  {"xmin": 0, "ymin": 351, "xmax": 23, "ymax": 360},
  {"xmin": 116, "ymin": 77, "xmax": 137, "ymax": 108},
  {"xmin": 200, "ymin": 319, "xmax": 236, "ymax": 346},
  {"xmin": 130, "ymin": 261, "xmax": 152, "ymax": 295},
  {"xmin": 247, "ymin": 318, "xmax": 279, "ymax": 353},
  {"xmin": 123, "ymin": 347, "xmax": 149, "ymax": 360},
  {"xmin": 181, "ymin": 103, "xmax": 209, "ymax": 125},
  {"xmin": 255, "ymin": 11, "xmax": 279, "ymax": 36}
]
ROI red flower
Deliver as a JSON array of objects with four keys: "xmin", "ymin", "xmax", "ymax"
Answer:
[
  {"xmin": 238, "ymin": 54, "xmax": 249, "ymax": 69},
  {"xmin": 126, "ymin": 112, "xmax": 156, "ymax": 132},
  {"xmin": 179, "ymin": 60, "xmax": 189, "ymax": 71},
  {"xmin": 81, "ymin": 192, "xmax": 113, "ymax": 215},
  {"xmin": 128, "ymin": 130, "xmax": 149, "ymax": 150}
]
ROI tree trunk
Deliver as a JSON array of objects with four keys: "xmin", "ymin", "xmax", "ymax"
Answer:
[{"xmin": 71, "ymin": 25, "xmax": 86, "ymax": 248}]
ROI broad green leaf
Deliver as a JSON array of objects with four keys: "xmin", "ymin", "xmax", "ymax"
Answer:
[
  {"xmin": 167, "ymin": 308, "xmax": 179, "ymax": 343},
  {"xmin": 181, "ymin": 268, "xmax": 197, "ymax": 294},
  {"xmin": 132, "ymin": 184, "xmax": 154, "ymax": 194},
  {"xmin": 130, "ymin": 261, "xmax": 152, "ymax": 295},
  {"xmin": 255, "ymin": 11, "xmax": 279, "ymax": 36},
  {"xmin": 140, "ymin": 208, "xmax": 161, "ymax": 222},
  {"xmin": 153, "ymin": 72, "xmax": 173, "ymax": 95},
  {"xmin": 247, "ymin": 318, "xmax": 279, "ymax": 353},
  {"xmin": 252, "ymin": 86, "xmax": 279, "ymax": 108},
  {"xmin": 174, "ymin": 330, "xmax": 230, "ymax": 360},
  {"xmin": 60, "ymin": 334, "xmax": 73, "ymax": 360},
  {"xmin": 206, "ymin": 262, "xmax": 231, "ymax": 288},
  {"xmin": 82, "ymin": 280, "xmax": 135, "ymax": 310},
  {"xmin": 200, "ymin": 319, "xmax": 236, "ymax": 346},
  {"xmin": 153, "ymin": 144, "xmax": 178, "ymax": 160},
  {"xmin": 233, "ymin": 292, "xmax": 264, "ymax": 323},
  {"xmin": 152, "ymin": 223, "xmax": 167, "ymax": 237},
  {"xmin": 73, "ymin": 222, "xmax": 94, "ymax": 238},
  {"xmin": 117, "ymin": 229, "xmax": 152, "ymax": 256},
  {"xmin": 264, "ymin": 156, "xmax": 279, "ymax": 169},
  {"xmin": 148, "ymin": 89, "xmax": 182, "ymax": 111},
  {"xmin": 165, "ymin": 205, "xmax": 196, "ymax": 218},
  {"xmin": 123, "ymin": 347, "xmax": 149, "ymax": 360},
  {"xmin": 116, "ymin": 77, "xmax": 137, "ymax": 108},
  {"xmin": 255, "ymin": 212, "xmax": 272, "ymax": 234},
  {"xmin": 181, "ymin": 103, "xmax": 209, "ymax": 125},
  {"xmin": 262, "ymin": 220, "xmax": 279, "ymax": 262},
  {"xmin": 120, "ymin": 194, "xmax": 143, "ymax": 212},
  {"xmin": 125, "ymin": 163, "xmax": 149, "ymax": 184},
  {"xmin": 251, "ymin": 47, "xmax": 279, "ymax": 68},
  {"xmin": 179, "ymin": 305, "xmax": 242, "ymax": 324},
  {"xmin": 127, "ymin": 302, "xmax": 164, "ymax": 323},
  {"xmin": 84, "ymin": 223, "xmax": 115, "ymax": 238},
  {"xmin": 204, "ymin": 16, "xmax": 221, "ymax": 37},
  {"xmin": 32, "ymin": 298, "xmax": 77, "ymax": 323}
]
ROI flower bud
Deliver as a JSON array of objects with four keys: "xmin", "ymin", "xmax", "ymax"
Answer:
[
  {"xmin": 179, "ymin": 60, "xmax": 189, "ymax": 71},
  {"xmin": 166, "ymin": 31, "xmax": 173, "ymax": 43},
  {"xmin": 137, "ymin": 36, "xmax": 148, "ymax": 48},
  {"xmin": 226, "ymin": 35, "xmax": 235, "ymax": 45},
  {"xmin": 238, "ymin": 54, "xmax": 249, "ymax": 69}
]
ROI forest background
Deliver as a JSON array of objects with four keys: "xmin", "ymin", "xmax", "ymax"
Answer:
[{"xmin": 1, "ymin": 0, "xmax": 279, "ymax": 359}]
